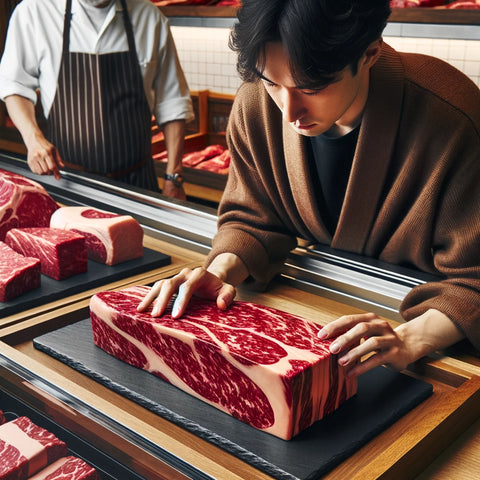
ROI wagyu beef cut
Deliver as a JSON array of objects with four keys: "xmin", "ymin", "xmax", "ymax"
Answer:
[
  {"xmin": 0, "ymin": 416, "xmax": 68, "ymax": 480},
  {"xmin": 0, "ymin": 241, "xmax": 41, "ymax": 302},
  {"xmin": 0, "ymin": 169, "xmax": 59, "ymax": 241},
  {"xmin": 50, "ymin": 206, "xmax": 143, "ymax": 265},
  {"xmin": 28, "ymin": 456, "xmax": 101, "ymax": 480},
  {"xmin": 90, "ymin": 286, "xmax": 357, "ymax": 440},
  {"xmin": 5, "ymin": 228, "xmax": 87, "ymax": 280}
]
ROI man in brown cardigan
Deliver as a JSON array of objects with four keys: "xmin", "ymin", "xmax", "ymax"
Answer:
[{"xmin": 139, "ymin": 0, "xmax": 480, "ymax": 376}]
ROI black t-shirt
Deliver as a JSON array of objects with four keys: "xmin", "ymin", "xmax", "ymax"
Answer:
[{"xmin": 310, "ymin": 125, "xmax": 360, "ymax": 234}]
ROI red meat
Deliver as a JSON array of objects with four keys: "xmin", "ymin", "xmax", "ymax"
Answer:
[
  {"xmin": 5, "ymin": 228, "xmax": 87, "ymax": 280},
  {"xmin": 90, "ymin": 286, "xmax": 357, "ymax": 440},
  {"xmin": 0, "ymin": 416, "xmax": 68, "ymax": 479},
  {"xmin": 50, "ymin": 206, "xmax": 143, "ymax": 266},
  {"xmin": 182, "ymin": 145, "xmax": 225, "ymax": 167},
  {"xmin": 28, "ymin": 457, "xmax": 100, "ymax": 480},
  {"xmin": 0, "ymin": 169, "xmax": 59, "ymax": 241},
  {"xmin": 0, "ymin": 241, "xmax": 41, "ymax": 302},
  {"xmin": 195, "ymin": 149, "xmax": 230, "ymax": 173}
]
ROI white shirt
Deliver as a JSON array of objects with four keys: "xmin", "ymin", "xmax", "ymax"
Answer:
[{"xmin": 0, "ymin": 0, "xmax": 194, "ymax": 125}]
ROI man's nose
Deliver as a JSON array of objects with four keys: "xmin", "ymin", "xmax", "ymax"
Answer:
[{"xmin": 282, "ymin": 89, "xmax": 304, "ymax": 123}]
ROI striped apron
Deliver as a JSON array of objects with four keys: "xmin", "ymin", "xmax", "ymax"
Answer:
[{"xmin": 48, "ymin": 0, "xmax": 158, "ymax": 190}]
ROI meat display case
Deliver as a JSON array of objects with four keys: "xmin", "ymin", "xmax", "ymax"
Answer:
[{"xmin": 1, "ymin": 152, "xmax": 480, "ymax": 479}]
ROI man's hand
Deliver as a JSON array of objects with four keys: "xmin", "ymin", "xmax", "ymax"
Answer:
[
  {"xmin": 137, "ymin": 266, "xmax": 236, "ymax": 317},
  {"xmin": 26, "ymin": 132, "xmax": 64, "ymax": 180},
  {"xmin": 162, "ymin": 179, "xmax": 187, "ymax": 200},
  {"xmin": 5, "ymin": 94, "xmax": 64, "ymax": 180},
  {"xmin": 318, "ymin": 309, "xmax": 465, "ymax": 378}
]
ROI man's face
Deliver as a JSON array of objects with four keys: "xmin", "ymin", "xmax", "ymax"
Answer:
[{"xmin": 259, "ymin": 42, "xmax": 374, "ymax": 137}]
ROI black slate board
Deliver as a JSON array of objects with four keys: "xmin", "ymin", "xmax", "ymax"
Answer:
[
  {"xmin": 1, "ymin": 247, "xmax": 170, "ymax": 317},
  {"xmin": 34, "ymin": 320, "xmax": 433, "ymax": 480}
]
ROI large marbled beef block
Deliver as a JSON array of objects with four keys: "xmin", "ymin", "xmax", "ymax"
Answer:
[
  {"xmin": 5, "ymin": 227, "xmax": 87, "ymax": 280},
  {"xmin": 0, "ymin": 169, "xmax": 59, "ymax": 241},
  {"xmin": 0, "ymin": 241, "xmax": 41, "ymax": 302},
  {"xmin": 0, "ymin": 416, "xmax": 68, "ymax": 479},
  {"xmin": 90, "ymin": 285, "xmax": 357, "ymax": 440},
  {"xmin": 50, "ymin": 206, "xmax": 143, "ymax": 266},
  {"xmin": 28, "ymin": 456, "xmax": 101, "ymax": 480}
]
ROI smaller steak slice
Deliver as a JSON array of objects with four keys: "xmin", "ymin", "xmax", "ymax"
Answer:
[
  {"xmin": 0, "ymin": 416, "xmax": 68, "ymax": 480},
  {"xmin": 0, "ymin": 411, "xmax": 5, "ymax": 425},
  {"xmin": 0, "ymin": 241, "xmax": 41, "ymax": 302},
  {"xmin": 90, "ymin": 286, "xmax": 357, "ymax": 440},
  {"xmin": 5, "ymin": 228, "xmax": 87, "ymax": 280},
  {"xmin": 28, "ymin": 456, "xmax": 101, "ymax": 480},
  {"xmin": 50, "ymin": 206, "xmax": 143, "ymax": 266}
]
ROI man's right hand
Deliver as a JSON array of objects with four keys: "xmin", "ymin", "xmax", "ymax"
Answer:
[
  {"xmin": 137, "ymin": 266, "xmax": 237, "ymax": 318},
  {"xmin": 26, "ymin": 132, "xmax": 64, "ymax": 180}
]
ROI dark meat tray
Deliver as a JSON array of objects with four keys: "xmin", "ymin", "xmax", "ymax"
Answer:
[
  {"xmin": 0, "ymin": 387, "xmax": 146, "ymax": 480},
  {"xmin": 34, "ymin": 320, "xmax": 434, "ymax": 480},
  {"xmin": 1, "ymin": 247, "xmax": 170, "ymax": 318}
]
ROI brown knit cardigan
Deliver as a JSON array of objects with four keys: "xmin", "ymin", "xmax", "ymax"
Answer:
[{"xmin": 207, "ymin": 43, "xmax": 480, "ymax": 350}]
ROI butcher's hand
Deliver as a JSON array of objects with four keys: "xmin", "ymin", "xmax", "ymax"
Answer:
[
  {"xmin": 26, "ymin": 133, "xmax": 65, "ymax": 180},
  {"xmin": 318, "ymin": 309, "xmax": 465, "ymax": 378},
  {"xmin": 4, "ymin": 95, "xmax": 64, "ymax": 180},
  {"xmin": 162, "ymin": 180, "xmax": 187, "ymax": 200}
]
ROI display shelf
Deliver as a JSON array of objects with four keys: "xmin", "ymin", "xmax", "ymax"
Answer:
[
  {"xmin": 159, "ymin": 5, "xmax": 480, "ymax": 24},
  {"xmin": 0, "ymin": 282, "xmax": 479, "ymax": 480}
]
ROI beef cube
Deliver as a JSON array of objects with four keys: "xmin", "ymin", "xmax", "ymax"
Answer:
[{"xmin": 5, "ymin": 228, "xmax": 87, "ymax": 280}]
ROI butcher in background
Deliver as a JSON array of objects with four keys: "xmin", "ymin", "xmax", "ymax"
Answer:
[
  {"xmin": 0, "ymin": 0, "xmax": 193, "ymax": 199},
  {"xmin": 138, "ymin": 0, "xmax": 480, "ymax": 376}
]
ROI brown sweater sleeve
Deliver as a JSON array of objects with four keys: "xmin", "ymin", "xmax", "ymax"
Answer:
[{"xmin": 205, "ymin": 82, "xmax": 298, "ymax": 287}]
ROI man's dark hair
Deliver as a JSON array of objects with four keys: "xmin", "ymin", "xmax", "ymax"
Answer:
[{"xmin": 229, "ymin": 0, "xmax": 391, "ymax": 88}]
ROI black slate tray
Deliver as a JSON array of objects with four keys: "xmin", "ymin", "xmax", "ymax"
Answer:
[
  {"xmin": 1, "ymin": 247, "xmax": 170, "ymax": 317},
  {"xmin": 34, "ymin": 320, "xmax": 433, "ymax": 480},
  {"xmin": 0, "ymin": 387, "xmax": 145, "ymax": 480}
]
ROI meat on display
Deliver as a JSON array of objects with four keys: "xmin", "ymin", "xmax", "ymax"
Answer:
[
  {"xmin": 90, "ymin": 286, "xmax": 357, "ymax": 440},
  {"xmin": 5, "ymin": 228, "xmax": 87, "ymax": 280},
  {"xmin": 0, "ymin": 169, "xmax": 59, "ymax": 241},
  {"xmin": 28, "ymin": 456, "xmax": 101, "ymax": 480},
  {"xmin": 182, "ymin": 144, "xmax": 225, "ymax": 167},
  {"xmin": 50, "ymin": 206, "xmax": 143, "ymax": 266},
  {"xmin": 0, "ymin": 241, "xmax": 41, "ymax": 302},
  {"xmin": 0, "ymin": 416, "xmax": 68, "ymax": 479}
]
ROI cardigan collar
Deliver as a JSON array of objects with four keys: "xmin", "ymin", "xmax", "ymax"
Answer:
[{"xmin": 283, "ymin": 43, "xmax": 405, "ymax": 254}]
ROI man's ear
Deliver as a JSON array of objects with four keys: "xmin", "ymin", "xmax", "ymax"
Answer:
[{"xmin": 362, "ymin": 38, "xmax": 383, "ymax": 69}]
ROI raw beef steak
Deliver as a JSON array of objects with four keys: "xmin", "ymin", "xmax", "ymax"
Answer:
[
  {"xmin": 28, "ymin": 456, "xmax": 100, "ymax": 480},
  {"xmin": 50, "ymin": 206, "xmax": 143, "ymax": 265},
  {"xmin": 90, "ymin": 286, "xmax": 357, "ymax": 440},
  {"xmin": 0, "ymin": 411, "xmax": 5, "ymax": 425},
  {"xmin": 5, "ymin": 228, "xmax": 87, "ymax": 280},
  {"xmin": 0, "ymin": 241, "xmax": 41, "ymax": 302},
  {"xmin": 0, "ymin": 416, "xmax": 68, "ymax": 479},
  {"xmin": 0, "ymin": 169, "xmax": 59, "ymax": 241}
]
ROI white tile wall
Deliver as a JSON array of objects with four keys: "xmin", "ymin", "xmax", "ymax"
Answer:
[
  {"xmin": 387, "ymin": 36, "xmax": 480, "ymax": 87},
  {"xmin": 171, "ymin": 26, "xmax": 480, "ymax": 94}
]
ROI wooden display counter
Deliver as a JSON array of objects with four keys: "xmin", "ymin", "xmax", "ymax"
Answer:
[{"xmin": 1, "ymin": 278, "xmax": 479, "ymax": 479}]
